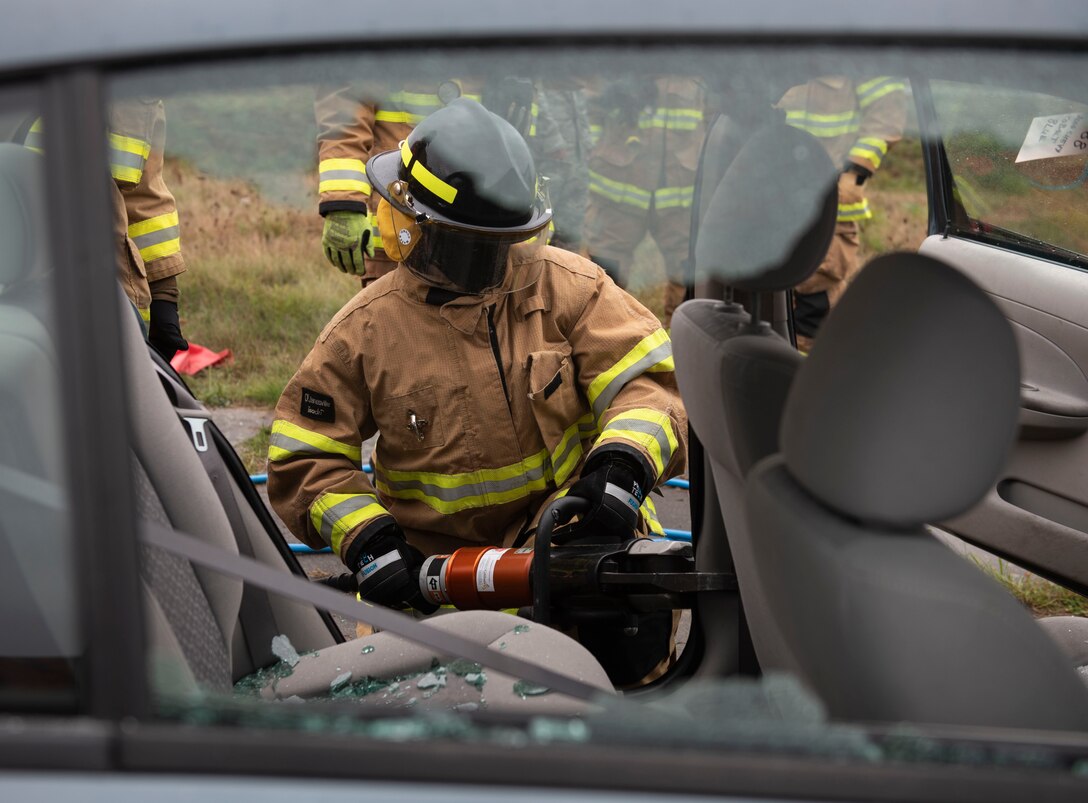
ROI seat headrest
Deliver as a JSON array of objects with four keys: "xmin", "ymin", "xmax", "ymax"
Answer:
[
  {"xmin": 780, "ymin": 253, "xmax": 1020, "ymax": 529},
  {"xmin": 0, "ymin": 143, "xmax": 47, "ymax": 288},
  {"xmin": 694, "ymin": 122, "xmax": 837, "ymax": 293}
]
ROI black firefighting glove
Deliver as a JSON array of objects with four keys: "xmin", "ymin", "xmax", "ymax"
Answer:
[
  {"xmin": 483, "ymin": 76, "xmax": 535, "ymax": 137},
  {"xmin": 559, "ymin": 450, "xmax": 652, "ymax": 544},
  {"xmin": 148, "ymin": 299, "xmax": 188, "ymax": 361},
  {"xmin": 845, "ymin": 162, "xmax": 873, "ymax": 186},
  {"xmin": 348, "ymin": 521, "xmax": 438, "ymax": 615}
]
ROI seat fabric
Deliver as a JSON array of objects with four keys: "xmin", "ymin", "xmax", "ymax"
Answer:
[
  {"xmin": 744, "ymin": 254, "xmax": 1088, "ymax": 730},
  {"xmin": 672, "ymin": 121, "xmax": 836, "ymax": 673}
]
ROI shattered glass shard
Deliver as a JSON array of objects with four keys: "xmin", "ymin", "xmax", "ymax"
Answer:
[
  {"xmin": 416, "ymin": 671, "xmax": 447, "ymax": 691},
  {"xmin": 513, "ymin": 680, "xmax": 551, "ymax": 698},
  {"xmin": 270, "ymin": 634, "xmax": 301, "ymax": 667}
]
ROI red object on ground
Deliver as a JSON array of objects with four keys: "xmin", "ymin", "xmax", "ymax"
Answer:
[{"xmin": 170, "ymin": 343, "xmax": 233, "ymax": 375}]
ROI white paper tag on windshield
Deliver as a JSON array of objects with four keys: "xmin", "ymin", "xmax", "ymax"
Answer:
[{"xmin": 1015, "ymin": 112, "xmax": 1088, "ymax": 163}]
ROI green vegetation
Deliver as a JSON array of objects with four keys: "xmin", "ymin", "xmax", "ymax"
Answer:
[
  {"xmin": 168, "ymin": 158, "xmax": 356, "ymax": 407},
  {"xmin": 975, "ymin": 558, "xmax": 1088, "ymax": 618},
  {"xmin": 859, "ymin": 136, "xmax": 929, "ymax": 264},
  {"xmin": 168, "ymin": 87, "xmax": 319, "ymax": 194}
]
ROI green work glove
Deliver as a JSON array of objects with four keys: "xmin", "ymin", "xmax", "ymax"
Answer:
[{"xmin": 322, "ymin": 209, "xmax": 375, "ymax": 275}]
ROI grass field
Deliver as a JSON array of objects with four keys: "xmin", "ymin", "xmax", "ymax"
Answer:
[{"xmin": 975, "ymin": 559, "xmax": 1088, "ymax": 618}]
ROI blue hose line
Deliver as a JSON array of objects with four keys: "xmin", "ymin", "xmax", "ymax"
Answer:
[
  {"xmin": 290, "ymin": 543, "xmax": 332, "ymax": 554},
  {"xmin": 250, "ymin": 473, "xmax": 268, "ymax": 485},
  {"xmin": 664, "ymin": 478, "xmax": 689, "ymax": 490},
  {"xmin": 663, "ymin": 528, "xmax": 692, "ymax": 541}
]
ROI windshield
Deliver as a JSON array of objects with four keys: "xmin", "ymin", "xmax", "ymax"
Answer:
[{"xmin": 87, "ymin": 41, "xmax": 1088, "ymax": 780}]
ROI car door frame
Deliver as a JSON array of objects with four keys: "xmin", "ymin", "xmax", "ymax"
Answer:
[{"xmin": 915, "ymin": 73, "xmax": 1088, "ymax": 596}]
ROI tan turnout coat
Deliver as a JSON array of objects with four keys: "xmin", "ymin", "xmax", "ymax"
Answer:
[{"xmin": 268, "ymin": 244, "xmax": 687, "ymax": 563}]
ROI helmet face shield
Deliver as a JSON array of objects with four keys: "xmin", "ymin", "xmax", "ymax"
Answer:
[
  {"xmin": 404, "ymin": 224, "xmax": 514, "ymax": 294},
  {"xmin": 366, "ymin": 98, "xmax": 554, "ymax": 293}
]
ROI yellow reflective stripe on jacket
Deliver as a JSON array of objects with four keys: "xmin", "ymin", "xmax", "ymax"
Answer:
[
  {"xmin": 588, "ymin": 329, "xmax": 674, "ymax": 422},
  {"xmin": 550, "ymin": 416, "xmax": 591, "ymax": 486},
  {"xmin": 375, "ymin": 91, "xmax": 445, "ymax": 125},
  {"xmin": 374, "ymin": 450, "xmax": 553, "ymax": 515},
  {"xmin": 319, "ymin": 158, "xmax": 372, "ymax": 196},
  {"xmin": 374, "ymin": 111, "xmax": 422, "ymax": 125},
  {"xmin": 639, "ymin": 107, "xmax": 704, "ymax": 131},
  {"xmin": 528, "ymin": 101, "xmax": 540, "ymax": 138},
  {"xmin": 128, "ymin": 211, "xmax": 180, "ymax": 263},
  {"xmin": 848, "ymin": 137, "xmax": 890, "ymax": 170},
  {"xmin": 24, "ymin": 118, "xmax": 45, "ymax": 153},
  {"xmin": 837, "ymin": 198, "xmax": 872, "ymax": 222},
  {"xmin": 597, "ymin": 408, "xmax": 678, "ymax": 481},
  {"xmin": 268, "ymin": 419, "xmax": 363, "ymax": 464},
  {"xmin": 785, "ymin": 109, "xmax": 860, "ymax": 138},
  {"xmin": 309, "ymin": 492, "xmax": 388, "ymax": 555},
  {"xmin": 24, "ymin": 120, "xmax": 152, "ymax": 182},
  {"xmin": 641, "ymin": 496, "xmax": 665, "ymax": 536},
  {"xmin": 108, "ymin": 132, "xmax": 151, "ymax": 184},
  {"xmin": 856, "ymin": 77, "xmax": 907, "ymax": 109},
  {"xmin": 401, "ymin": 140, "xmax": 458, "ymax": 204},
  {"xmin": 138, "ymin": 305, "xmax": 151, "ymax": 323},
  {"xmin": 588, "ymin": 170, "xmax": 653, "ymax": 210},
  {"xmin": 653, "ymin": 184, "xmax": 695, "ymax": 210}
]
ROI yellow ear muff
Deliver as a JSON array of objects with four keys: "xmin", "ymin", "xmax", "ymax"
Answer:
[{"xmin": 376, "ymin": 197, "xmax": 421, "ymax": 263}]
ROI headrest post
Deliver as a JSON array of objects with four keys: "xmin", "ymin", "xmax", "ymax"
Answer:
[{"xmin": 746, "ymin": 290, "xmax": 764, "ymax": 332}]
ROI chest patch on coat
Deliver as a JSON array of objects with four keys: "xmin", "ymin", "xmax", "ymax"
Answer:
[{"xmin": 301, "ymin": 388, "xmax": 335, "ymax": 423}]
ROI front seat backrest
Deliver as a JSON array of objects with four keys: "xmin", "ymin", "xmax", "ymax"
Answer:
[
  {"xmin": 671, "ymin": 122, "xmax": 837, "ymax": 673},
  {"xmin": 745, "ymin": 253, "xmax": 1088, "ymax": 730}
]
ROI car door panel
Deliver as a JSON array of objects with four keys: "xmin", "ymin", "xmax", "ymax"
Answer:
[{"xmin": 919, "ymin": 235, "xmax": 1088, "ymax": 590}]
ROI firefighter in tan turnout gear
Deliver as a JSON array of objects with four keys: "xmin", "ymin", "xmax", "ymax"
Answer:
[
  {"xmin": 777, "ymin": 76, "xmax": 907, "ymax": 352},
  {"xmin": 584, "ymin": 76, "xmax": 708, "ymax": 327},
  {"xmin": 24, "ymin": 100, "xmax": 188, "ymax": 359},
  {"xmin": 272, "ymin": 98, "xmax": 687, "ymax": 685}
]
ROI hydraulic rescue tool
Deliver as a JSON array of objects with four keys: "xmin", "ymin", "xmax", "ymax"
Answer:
[{"xmin": 322, "ymin": 496, "xmax": 736, "ymax": 625}]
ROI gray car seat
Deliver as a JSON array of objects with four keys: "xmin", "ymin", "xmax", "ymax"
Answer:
[
  {"xmin": 671, "ymin": 123, "xmax": 837, "ymax": 674},
  {"xmin": 744, "ymin": 253, "xmax": 1088, "ymax": 730},
  {"xmin": 117, "ymin": 254, "xmax": 612, "ymax": 710}
]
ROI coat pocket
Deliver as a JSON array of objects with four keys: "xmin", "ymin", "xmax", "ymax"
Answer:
[
  {"xmin": 527, "ymin": 348, "xmax": 585, "ymax": 484},
  {"xmin": 383, "ymin": 385, "xmax": 447, "ymax": 452}
]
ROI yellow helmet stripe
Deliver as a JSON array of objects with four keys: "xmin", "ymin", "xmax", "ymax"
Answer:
[{"xmin": 400, "ymin": 140, "xmax": 458, "ymax": 204}]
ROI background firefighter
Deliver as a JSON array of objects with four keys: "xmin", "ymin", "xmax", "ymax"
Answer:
[
  {"xmin": 23, "ymin": 99, "xmax": 189, "ymax": 360},
  {"xmin": 584, "ymin": 76, "xmax": 709, "ymax": 328},
  {"xmin": 272, "ymin": 98, "xmax": 687, "ymax": 686},
  {"xmin": 777, "ymin": 76, "xmax": 908, "ymax": 352}
]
